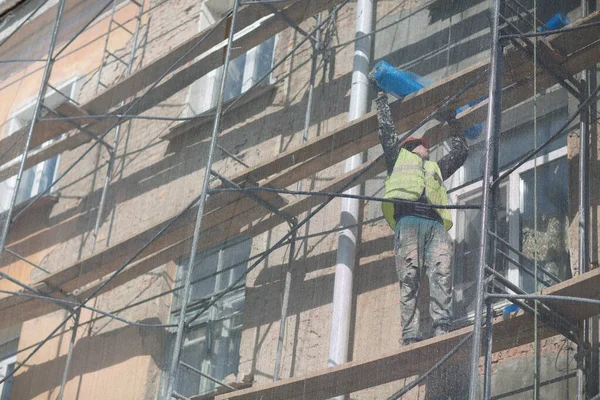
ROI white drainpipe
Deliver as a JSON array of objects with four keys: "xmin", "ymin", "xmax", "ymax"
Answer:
[{"xmin": 327, "ymin": 0, "xmax": 374, "ymax": 391}]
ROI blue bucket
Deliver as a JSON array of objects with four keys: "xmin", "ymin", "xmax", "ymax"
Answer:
[
  {"xmin": 370, "ymin": 60, "xmax": 427, "ymax": 98},
  {"xmin": 540, "ymin": 13, "xmax": 571, "ymax": 32},
  {"xmin": 456, "ymin": 96, "xmax": 486, "ymax": 140}
]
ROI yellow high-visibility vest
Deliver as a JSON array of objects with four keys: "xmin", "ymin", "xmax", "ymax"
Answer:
[{"xmin": 382, "ymin": 148, "xmax": 453, "ymax": 231}]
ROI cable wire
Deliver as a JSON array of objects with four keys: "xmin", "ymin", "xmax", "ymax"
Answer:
[{"xmin": 209, "ymin": 186, "xmax": 482, "ymax": 209}]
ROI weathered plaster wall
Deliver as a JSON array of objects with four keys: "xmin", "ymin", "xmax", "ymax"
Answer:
[{"xmin": 0, "ymin": 0, "xmax": 591, "ymax": 399}]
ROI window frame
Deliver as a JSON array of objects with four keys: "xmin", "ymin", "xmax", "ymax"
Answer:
[
  {"xmin": 184, "ymin": 1, "xmax": 277, "ymax": 118},
  {"xmin": 166, "ymin": 237, "xmax": 251, "ymax": 398},
  {"xmin": 0, "ymin": 337, "xmax": 19, "ymax": 400},
  {"xmin": 449, "ymin": 146, "xmax": 568, "ymax": 292},
  {"xmin": 0, "ymin": 77, "xmax": 78, "ymax": 211},
  {"xmin": 0, "ymin": 354, "xmax": 15, "ymax": 400}
]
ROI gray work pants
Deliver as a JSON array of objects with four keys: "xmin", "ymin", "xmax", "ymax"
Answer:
[{"xmin": 394, "ymin": 216, "xmax": 453, "ymax": 341}]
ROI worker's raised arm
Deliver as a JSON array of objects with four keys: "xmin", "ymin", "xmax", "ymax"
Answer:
[
  {"xmin": 437, "ymin": 130, "xmax": 469, "ymax": 181},
  {"xmin": 375, "ymin": 92, "xmax": 402, "ymax": 174}
]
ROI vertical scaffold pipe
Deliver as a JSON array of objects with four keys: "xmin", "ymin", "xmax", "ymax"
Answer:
[
  {"xmin": 579, "ymin": 2, "xmax": 593, "ymax": 398},
  {"xmin": 327, "ymin": 1, "xmax": 373, "ymax": 392},
  {"xmin": 274, "ymin": 229, "xmax": 296, "ymax": 381},
  {"xmin": 0, "ymin": 0, "xmax": 66, "ymax": 273},
  {"xmin": 91, "ymin": 0, "xmax": 145, "ymax": 253},
  {"xmin": 163, "ymin": 1, "xmax": 240, "ymax": 398},
  {"xmin": 57, "ymin": 310, "xmax": 80, "ymax": 400},
  {"xmin": 468, "ymin": 0, "xmax": 504, "ymax": 397}
]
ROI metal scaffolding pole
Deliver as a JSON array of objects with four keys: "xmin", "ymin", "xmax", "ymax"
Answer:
[
  {"xmin": 91, "ymin": 0, "xmax": 145, "ymax": 253},
  {"xmin": 163, "ymin": 1, "xmax": 241, "ymax": 398},
  {"xmin": 273, "ymin": 228, "xmax": 296, "ymax": 381},
  {"xmin": 483, "ymin": 300, "xmax": 494, "ymax": 400},
  {"xmin": 57, "ymin": 310, "xmax": 79, "ymax": 400},
  {"xmin": 469, "ymin": 0, "xmax": 504, "ymax": 397},
  {"xmin": 580, "ymin": 1, "xmax": 597, "ymax": 399},
  {"xmin": 578, "ymin": 81, "xmax": 590, "ymax": 400},
  {"xmin": 0, "ymin": 0, "xmax": 66, "ymax": 279}
]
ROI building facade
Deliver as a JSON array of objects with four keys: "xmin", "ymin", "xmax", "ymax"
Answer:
[{"xmin": 0, "ymin": 0, "xmax": 595, "ymax": 399}]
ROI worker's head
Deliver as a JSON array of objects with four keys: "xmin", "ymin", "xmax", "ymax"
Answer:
[{"xmin": 401, "ymin": 137, "xmax": 429, "ymax": 159}]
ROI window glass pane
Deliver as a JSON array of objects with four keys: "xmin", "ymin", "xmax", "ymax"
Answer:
[
  {"xmin": 172, "ymin": 238, "xmax": 250, "ymax": 397},
  {"xmin": 453, "ymin": 185, "xmax": 508, "ymax": 318},
  {"xmin": 0, "ymin": 363, "xmax": 13, "ymax": 400},
  {"xmin": 223, "ymin": 53, "xmax": 246, "ymax": 103},
  {"xmin": 461, "ymin": 108, "xmax": 567, "ymax": 184},
  {"xmin": 190, "ymin": 36, "xmax": 275, "ymax": 115},
  {"xmin": 176, "ymin": 326, "xmax": 207, "ymax": 397},
  {"xmin": 0, "ymin": 84, "xmax": 72, "ymax": 213},
  {"xmin": 0, "ymin": 338, "xmax": 18, "ymax": 400},
  {"xmin": 520, "ymin": 157, "xmax": 571, "ymax": 292},
  {"xmin": 254, "ymin": 36, "xmax": 276, "ymax": 82}
]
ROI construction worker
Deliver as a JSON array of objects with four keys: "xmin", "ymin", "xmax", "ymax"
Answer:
[{"xmin": 374, "ymin": 92, "xmax": 468, "ymax": 345}]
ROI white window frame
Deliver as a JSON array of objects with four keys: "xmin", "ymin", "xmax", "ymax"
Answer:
[
  {"xmin": 0, "ymin": 336, "xmax": 18, "ymax": 400},
  {"xmin": 449, "ymin": 146, "xmax": 568, "ymax": 290},
  {"xmin": 167, "ymin": 237, "xmax": 250, "ymax": 398},
  {"xmin": 0, "ymin": 354, "xmax": 15, "ymax": 399},
  {"xmin": 0, "ymin": 77, "xmax": 77, "ymax": 212},
  {"xmin": 184, "ymin": 0, "xmax": 276, "ymax": 117}
]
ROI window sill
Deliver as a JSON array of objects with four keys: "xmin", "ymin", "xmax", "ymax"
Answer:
[{"xmin": 161, "ymin": 82, "xmax": 276, "ymax": 142}]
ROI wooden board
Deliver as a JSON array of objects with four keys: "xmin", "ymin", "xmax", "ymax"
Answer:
[
  {"xmin": 0, "ymin": 0, "xmax": 344, "ymax": 170},
  {"xmin": 0, "ymin": 102, "xmax": 92, "ymax": 164},
  {"xmin": 0, "ymin": 132, "xmax": 91, "ymax": 182},
  {"xmin": 0, "ymin": 158, "xmax": 383, "ymax": 330},
  {"xmin": 161, "ymin": 83, "xmax": 277, "ymax": 141},
  {"xmin": 83, "ymin": 0, "xmax": 301, "ymax": 114},
  {"xmin": 213, "ymin": 268, "xmax": 600, "ymax": 400}
]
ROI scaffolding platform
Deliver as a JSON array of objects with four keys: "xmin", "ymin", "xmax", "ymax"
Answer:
[
  {"xmin": 0, "ymin": 1, "xmax": 599, "ymax": 398},
  {"xmin": 203, "ymin": 268, "xmax": 600, "ymax": 400}
]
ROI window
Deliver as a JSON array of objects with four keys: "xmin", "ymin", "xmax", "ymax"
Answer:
[
  {"xmin": 168, "ymin": 238, "xmax": 251, "ymax": 398},
  {"xmin": 452, "ymin": 184, "xmax": 509, "ymax": 318},
  {"xmin": 449, "ymin": 98, "xmax": 570, "ymax": 318},
  {"xmin": 0, "ymin": 78, "xmax": 77, "ymax": 213},
  {"xmin": 185, "ymin": 0, "xmax": 276, "ymax": 116},
  {"xmin": 0, "ymin": 337, "xmax": 18, "ymax": 400}
]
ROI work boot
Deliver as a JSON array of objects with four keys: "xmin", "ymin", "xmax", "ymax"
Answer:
[
  {"xmin": 433, "ymin": 325, "xmax": 450, "ymax": 337},
  {"xmin": 401, "ymin": 337, "xmax": 421, "ymax": 346}
]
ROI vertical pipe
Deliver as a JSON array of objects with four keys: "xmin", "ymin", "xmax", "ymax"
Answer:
[
  {"xmin": 0, "ymin": 0, "xmax": 66, "ymax": 271},
  {"xmin": 163, "ymin": 1, "xmax": 240, "ymax": 398},
  {"xmin": 274, "ymin": 229, "xmax": 296, "ymax": 381},
  {"xmin": 468, "ymin": 0, "xmax": 504, "ymax": 397},
  {"xmin": 328, "ymin": 0, "xmax": 373, "ymax": 388},
  {"xmin": 483, "ymin": 301, "xmax": 494, "ymax": 400},
  {"xmin": 91, "ymin": 0, "xmax": 145, "ymax": 253},
  {"xmin": 579, "ymin": 3, "xmax": 591, "ymax": 398},
  {"xmin": 95, "ymin": 0, "xmax": 118, "ymax": 94},
  {"xmin": 57, "ymin": 310, "xmax": 79, "ymax": 400},
  {"xmin": 579, "ymin": 3, "xmax": 591, "ymax": 296},
  {"xmin": 299, "ymin": 14, "xmax": 321, "ymax": 154}
]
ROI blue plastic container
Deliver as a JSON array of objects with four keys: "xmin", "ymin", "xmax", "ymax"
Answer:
[
  {"xmin": 503, "ymin": 303, "xmax": 520, "ymax": 316},
  {"xmin": 370, "ymin": 61, "xmax": 484, "ymax": 139},
  {"xmin": 456, "ymin": 96, "xmax": 486, "ymax": 140},
  {"xmin": 370, "ymin": 60, "xmax": 428, "ymax": 98},
  {"xmin": 540, "ymin": 12, "xmax": 571, "ymax": 32}
]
